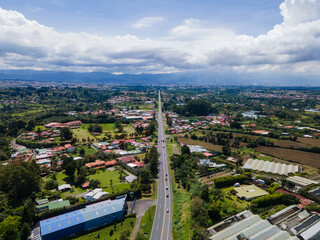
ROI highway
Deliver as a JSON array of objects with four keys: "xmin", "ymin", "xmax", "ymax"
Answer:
[{"xmin": 150, "ymin": 91, "xmax": 172, "ymax": 240}]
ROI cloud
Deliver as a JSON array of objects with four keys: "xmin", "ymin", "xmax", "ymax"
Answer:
[
  {"xmin": 280, "ymin": 0, "xmax": 320, "ymax": 26},
  {"xmin": 132, "ymin": 16, "xmax": 165, "ymax": 29},
  {"xmin": 0, "ymin": 0, "xmax": 320, "ymax": 75}
]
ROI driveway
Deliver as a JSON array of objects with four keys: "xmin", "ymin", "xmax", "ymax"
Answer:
[{"xmin": 129, "ymin": 199, "xmax": 156, "ymax": 240}]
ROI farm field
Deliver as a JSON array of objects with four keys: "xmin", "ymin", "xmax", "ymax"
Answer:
[
  {"xmin": 178, "ymin": 138, "xmax": 236, "ymax": 152},
  {"xmin": 257, "ymin": 146, "xmax": 320, "ymax": 168}
]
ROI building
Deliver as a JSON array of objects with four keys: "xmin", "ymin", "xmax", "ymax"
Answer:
[
  {"xmin": 207, "ymin": 210, "xmax": 298, "ymax": 240},
  {"xmin": 243, "ymin": 159, "xmax": 300, "ymax": 176},
  {"xmin": 40, "ymin": 196, "xmax": 127, "ymax": 240},
  {"xmin": 83, "ymin": 188, "xmax": 109, "ymax": 202},
  {"xmin": 287, "ymin": 176, "xmax": 319, "ymax": 188},
  {"xmin": 309, "ymin": 187, "xmax": 320, "ymax": 199},
  {"xmin": 234, "ymin": 185, "xmax": 269, "ymax": 201},
  {"xmin": 36, "ymin": 200, "xmax": 70, "ymax": 213},
  {"xmin": 267, "ymin": 204, "xmax": 320, "ymax": 239},
  {"xmin": 58, "ymin": 184, "xmax": 71, "ymax": 192}
]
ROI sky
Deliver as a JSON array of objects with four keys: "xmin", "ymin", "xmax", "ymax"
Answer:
[{"xmin": 0, "ymin": 0, "xmax": 320, "ymax": 79}]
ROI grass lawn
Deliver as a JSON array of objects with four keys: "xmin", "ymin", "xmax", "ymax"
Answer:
[
  {"xmin": 67, "ymin": 216, "xmax": 136, "ymax": 240},
  {"xmin": 72, "ymin": 128, "xmax": 96, "ymax": 142},
  {"xmin": 100, "ymin": 123, "xmax": 115, "ymax": 131},
  {"xmin": 87, "ymin": 169, "xmax": 131, "ymax": 194},
  {"xmin": 124, "ymin": 124, "xmax": 135, "ymax": 135},
  {"xmin": 139, "ymin": 104, "xmax": 155, "ymax": 110},
  {"xmin": 221, "ymin": 187, "xmax": 250, "ymax": 216},
  {"xmin": 82, "ymin": 145, "xmax": 98, "ymax": 155},
  {"xmin": 47, "ymin": 169, "xmax": 131, "ymax": 196},
  {"xmin": 136, "ymin": 205, "xmax": 156, "ymax": 240}
]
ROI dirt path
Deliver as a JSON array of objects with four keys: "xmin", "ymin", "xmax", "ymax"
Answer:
[
  {"xmin": 172, "ymin": 144, "xmax": 179, "ymax": 154},
  {"xmin": 130, "ymin": 199, "xmax": 156, "ymax": 240}
]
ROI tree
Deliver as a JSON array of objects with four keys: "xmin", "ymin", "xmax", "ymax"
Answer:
[
  {"xmin": 0, "ymin": 216, "xmax": 22, "ymax": 240},
  {"xmin": 61, "ymin": 156, "xmax": 76, "ymax": 178},
  {"xmin": 115, "ymin": 120, "xmax": 123, "ymax": 132},
  {"xmin": 60, "ymin": 127, "xmax": 73, "ymax": 140},
  {"xmin": 0, "ymin": 161, "xmax": 40, "ymax": 205},
  {"xmin": 186, "ymin": 99, "xmax": 213, "ymax": 116},
  {"xmin": 44, "ymin": 179, "xmax": 58, "ymax": 190},
  {"xmin": 200, "ymin": 184, "xmax": 210, "ymax": 202},
  {"xmin": 222, "ymin": 146, "xmax": 231, "ymax": 156},
  {"xmin": 36, "ymin": 127, "xmax": 42, "ymax": 141},
  {"xmin": 140, "ymin": 169, "xmax": 151, "ymax": 184},
  {"xmin": 181, "ymin": 145, "xmax": 191, "ymax": 155},
  {"xmin": 191, "ymin": 197, "xmax": 210, "ymax": 228},
  {"xmin": 75, "ymin": 166, "xmax": 87, "ymax": 185},
  {"xmin": 79, "ymin": 148, "xmax": 85, "ymax": 156},
  {"xmin": 90, "ymin": 179, "xmax": 100, "ymax": 189},
  {"xmin": 147, "ymin": 146, "xmax": 159, "ymax": 177}
]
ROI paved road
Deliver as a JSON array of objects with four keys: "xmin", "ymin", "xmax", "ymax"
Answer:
[{"xmin": 150, "ymin": 91, "xmax": 172, "ymax": 240}]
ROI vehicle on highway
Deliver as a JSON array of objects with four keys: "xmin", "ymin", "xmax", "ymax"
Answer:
[
  {"xmin": 166, "ymin": 194, "xmax": 169, "ymax": 198},
  {"xmin": 165, "ymin": 178, "xmax": 167, "ymax": 181},
  {"xmin": 166, "ymin": 186, "xmax": 168, "ymax": 190},
  {"xmin": 166, "ymin": 208, "xmax": 169, "ymax": 213}
]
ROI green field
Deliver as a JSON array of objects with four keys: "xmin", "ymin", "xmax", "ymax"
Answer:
[
  {"xmin": 87, "ymin": 170, "xmax": 131, "ymax": 194},
  {"xmin": 72, "ymin": 128, "xmax": 96, "ymax": 142},
  {"xmin": 67, "ymin": 216, "xmax": 136, "ymax": 240},
  {"xmin": 79, "ymin": 145, "xmax": 98, "ymax": 156},
  {"xmin": 136, "ymin": 205, "xmax": 156, "ymax": 240},
  {"xmin": 47, "ymin": 169, "xmax": 131, "ymax": 196}
]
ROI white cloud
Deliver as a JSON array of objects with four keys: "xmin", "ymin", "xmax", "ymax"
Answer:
[
  {"xmin": 0, "ymin": 0, "xmax": 320, "ymax": 75},
  {"xmin": 132, "ymin": 16, "xmax": 165, "ymax": 29},
  {"xmin": 280, "ymin": 0, "xmax": 320, "ymax": 26}
]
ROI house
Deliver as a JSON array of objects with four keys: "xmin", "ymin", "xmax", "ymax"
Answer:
[
  {"xmin": 83, "ymin": 188, "xmax": 103, "ymax": 201},
  {"xmin": 81, "ymin": 182, "xmax": 90, "ymax": 189},
  {"xmin": 85, "ymin": 160, "xmax": 106, "ymax": 168},
  {"xmin": 58, "ymin": 184, "xmax": 71, "ymax": 192}
]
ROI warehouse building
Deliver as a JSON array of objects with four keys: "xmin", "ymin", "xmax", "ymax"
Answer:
[
  {"xmin": 207, "ymin": 210, "xmax": 299, "ymax": 240},
  {"xmin": 286, "ymin": 176, "xmax": 318, "ymax": 188},
  {"xmin": 242, "ymin": 159, "xmax": 300, "ymax": 176},
  {"xmin": 39, "ymin": 196, "xmax": 127, "ymax": 240},
  {"xmin": 233, "ymin": 184, "xmax": 269, "ymax": 201}
]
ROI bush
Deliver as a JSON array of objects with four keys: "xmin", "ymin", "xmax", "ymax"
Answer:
[
  {"xmin": 214, "ymin": 173, "xmax": 250, "ymax": 188},
  {"xmin": 44, "ymin": 179, "xmax": 58, "ymax": 190},
  {"xmin": 250, "ymin": 193, "xmax": 299, "ymax": 212}
]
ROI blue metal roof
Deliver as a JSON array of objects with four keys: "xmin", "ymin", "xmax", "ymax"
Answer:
[
  {"xmin": 40, "ymin": 210, "xmax": 85, "ymax": 235},
  {"xmin": 40, "ymin": 196, "xmax": 126, "ymax": 236}
]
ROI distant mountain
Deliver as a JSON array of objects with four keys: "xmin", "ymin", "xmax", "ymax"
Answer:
[{"xmin": 0, "ymin": 70, "xmax": 319, "ymax": 86}]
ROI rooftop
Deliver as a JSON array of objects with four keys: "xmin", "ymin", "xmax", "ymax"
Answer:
[{"xmin": 234, "ymin": 184, "xmax": 268, "ymax": 200}]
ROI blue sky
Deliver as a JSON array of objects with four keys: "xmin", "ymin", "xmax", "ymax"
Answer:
[
  {"xmin": 0, "ymin": 0, "xmax": 320, "ymax": 78},
  {"xmin": 0, "ymin": 0, "xmax": 283, "ymax": 36}
]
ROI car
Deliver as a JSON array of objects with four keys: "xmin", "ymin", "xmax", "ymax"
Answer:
[
  {"xmin": 166, "ymin": 173, "xmax": 168, "ymax": 177},
  {"xmin": 163, "ymin": 140, "xmax": 165, "ymax": 142},
  {"xmin": 165, "ymin": 178, "xmax": 167, "ymax": 181},
  {"xmin": 166, "ymin": 208, "xmax": 169, "ymax": 213},
  {"xmin": 166, "ymin": 194, "xmax": 169, "ymax": 198},
  {"xmin": 166, "ymin": 186, "xmax": 168, "ymax": 190}
]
